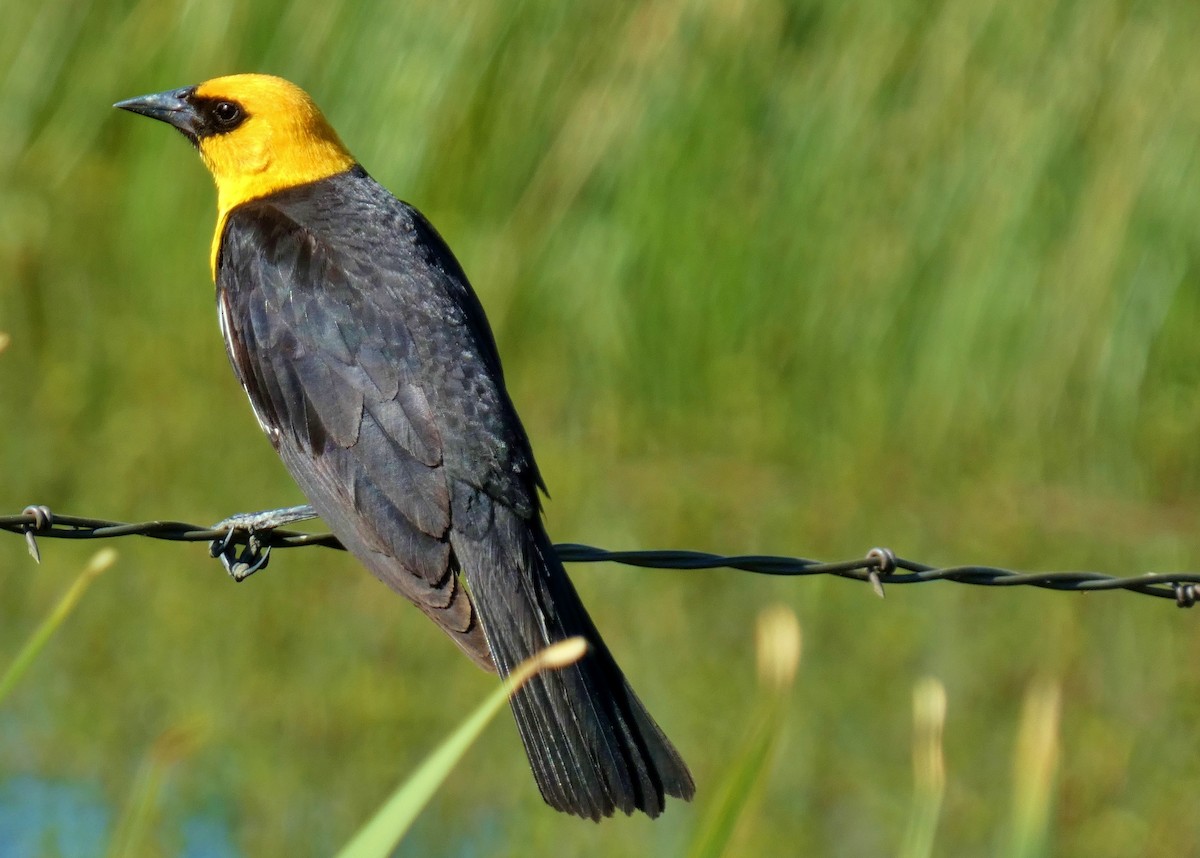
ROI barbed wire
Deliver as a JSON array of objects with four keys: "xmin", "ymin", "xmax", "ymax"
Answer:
[{"xmin": 3, "ymin": 506, "xmax": 1199, "ymax": 608}]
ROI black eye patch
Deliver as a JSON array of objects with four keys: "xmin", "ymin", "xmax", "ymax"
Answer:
[{"xmin": 191, "ymin": 96, "xmax": 249, "ymax": 137}]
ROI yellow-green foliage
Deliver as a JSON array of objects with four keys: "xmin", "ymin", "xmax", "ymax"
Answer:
[{"xmin": 2, "ymin": 1, "xmax": 1199, "ymax": 855}]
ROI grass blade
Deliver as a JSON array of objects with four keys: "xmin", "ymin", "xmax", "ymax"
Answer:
[
  {"xmin": 105, "ymin": 721, "xmax": 208, "ymax": 858},
  {"xmin": 900, "ymin": 677, "xmax": 948, "ymax": 858},
  {"xmin": 687, "ymin": 605, "xmax": 802, "ymax": 858},
  {"xmin": 0, "ymin": 548, "xmax": 116, "ymax": 706},
  {"xmin": 336, "ymin": 636, "xmax": 588, "ymax": 858},
  {"xmin": 1009, "ymin": 679, "xmax": 1061, "ymax": 858}
]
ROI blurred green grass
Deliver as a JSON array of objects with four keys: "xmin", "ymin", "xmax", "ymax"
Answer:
[{"xmin": 2, "ymin": 0, "xmax": 1200, "ymax": 854}]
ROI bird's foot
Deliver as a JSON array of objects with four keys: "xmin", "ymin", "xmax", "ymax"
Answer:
[
  {"xmin": 210, "ymin": 529, "xmax": 271, "ymax": 581},
  {"xmin": 209, "ymin": 505, "xmax": 317, "ymax": 582}
]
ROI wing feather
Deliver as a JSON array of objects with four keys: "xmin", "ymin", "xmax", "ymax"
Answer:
[
  {"xmin": 215, "ymin": 183, "xmax": 494, "ymax": 668},
  {"xmin": 213, "ymin": 169, "xmax": 694, "ymax": 817}
]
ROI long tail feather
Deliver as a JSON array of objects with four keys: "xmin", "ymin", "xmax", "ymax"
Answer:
[{"xmin": 451, "ymin": 488, "xmax": 694, "ymax": 819}]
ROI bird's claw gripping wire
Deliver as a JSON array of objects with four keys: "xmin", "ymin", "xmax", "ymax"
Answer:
[
  {"xmin": 209, "ymin": 527, "xmax": 272, "ymax": 582},
  {"xmin": 865, "ymin": 546, "xmax": 897, "ymax": 599},
  {"xmin": 208, "ymin": 505, "xmax": 317, "ymax": 582},
  {"xmin": 21, "ymin": 504, "xmax": 53, "ymax": 564}
]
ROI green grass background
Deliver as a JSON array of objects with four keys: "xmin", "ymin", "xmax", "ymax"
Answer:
[{"xmin": 3, "ymin": 0, "xmax": 1200, "ymax": 854}]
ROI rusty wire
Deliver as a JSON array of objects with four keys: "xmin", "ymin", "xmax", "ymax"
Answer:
[{"xmin": 3, "ymin": 506, "xmax": 1199, "ymax": 607}]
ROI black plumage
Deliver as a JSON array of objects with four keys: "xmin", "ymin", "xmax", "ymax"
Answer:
[{"xmin": 215, "ymin": 166, "xmax": 694, "ymax": 819}]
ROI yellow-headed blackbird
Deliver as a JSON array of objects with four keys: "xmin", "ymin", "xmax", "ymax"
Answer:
[{"xmin": 115, "ymin": 74, "xmax": 693, "ymax": 819}]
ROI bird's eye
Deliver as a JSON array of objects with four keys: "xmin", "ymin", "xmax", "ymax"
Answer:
[{"xmin": 213, "ymin": 101, "xmax": 243, "ymax": 127}]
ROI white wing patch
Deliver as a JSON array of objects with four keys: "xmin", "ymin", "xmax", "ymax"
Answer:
[{"xmin": 217, "ymin": 290, "xmax": 279, "ymax": 441}]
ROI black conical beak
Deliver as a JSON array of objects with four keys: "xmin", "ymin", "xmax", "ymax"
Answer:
[{"xmin": 114, "ymin": 87, "xmax": 201, "ymax": 141}]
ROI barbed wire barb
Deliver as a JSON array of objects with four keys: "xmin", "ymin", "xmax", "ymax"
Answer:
[{"xmin": 4, "ymin": 506, "xmax": 1199, "ymax": 608}]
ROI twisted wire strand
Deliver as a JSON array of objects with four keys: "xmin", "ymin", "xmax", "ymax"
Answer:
[{"xmin": 3, "ymin": 508, "xmax": 1198, "ymax": 606}]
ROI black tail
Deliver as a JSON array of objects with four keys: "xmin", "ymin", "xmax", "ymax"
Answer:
[{"xmin": 451, "ymin": 493, "xmax": 694, "ymax": 820}]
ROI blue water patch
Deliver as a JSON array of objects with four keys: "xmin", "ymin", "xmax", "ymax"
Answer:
[
  {"xmin": 404, "ymin": 805, "xmax": 507, "ymax": 858},
  {"xmin": 0, "ymin": 775, "xmax": 109, "ymax": 858},
  {"xmin": 0, "ymin": 776, "xmax": 241, "ymax": 858},
  {"xmin": 180, "ymin": 811, "xmax": 241, "ymax": 858}
]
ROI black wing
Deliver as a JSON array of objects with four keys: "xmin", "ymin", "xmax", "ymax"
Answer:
[
  {"xmin": 215, "ymin": 169, "xmax": 693, "ymax": 818},
  {"xmin": 214, "ymin": 169, "xmax": 542, "ymax": 669}
]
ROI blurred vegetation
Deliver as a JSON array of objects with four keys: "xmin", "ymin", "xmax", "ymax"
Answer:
[
  {"xmin": 2, "ymin": 0, "xmax": 1200, "ymax": 855},
  {"xmin": 337, "ymin": 638, "xmax": 589, "ymax": 858}
]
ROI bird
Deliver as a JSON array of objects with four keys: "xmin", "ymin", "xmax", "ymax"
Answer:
[{"xmin": 114, "ymin": 74, "xmax": 694, "ymax": 820}]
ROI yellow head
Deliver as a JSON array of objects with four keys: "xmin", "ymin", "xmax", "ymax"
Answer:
[{"xmin": 115, "ymin": 74, "xmax": 357, "ymax": 271}]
